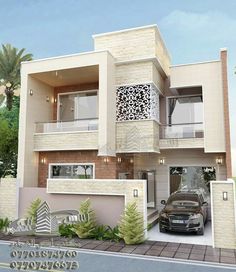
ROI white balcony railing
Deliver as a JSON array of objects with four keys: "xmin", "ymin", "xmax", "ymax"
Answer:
[
  {"xmin": 160, "ymin": 122, "xmax": 204, "ymax": 139},
  {"xmin": 35, "ymin": 118, "xmax": 98, "ymax": 133}
]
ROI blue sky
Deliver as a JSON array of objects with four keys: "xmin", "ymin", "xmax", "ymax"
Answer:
[{"xmin": 0, "ymin": 0, "xmax": 235, "ymax": 173}]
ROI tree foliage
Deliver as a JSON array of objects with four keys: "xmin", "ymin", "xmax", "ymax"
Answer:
[
  {"xmin": 0, "ymin": 96, "xmax": 19, "ymax": 178},
  {"xmin": 72, "ymin": 199, "xmax": 96, "ymax": 239},
  {"xmin": 0, "ymin": 44, "xmax": 32, "ymax": 110},
  {"xmin": 26, "ymin": 198, "xmax": 42, "ymax": 224},
  {"xmin": 118, "ymin": 202, "xmax": 145, "ymax": 245}
]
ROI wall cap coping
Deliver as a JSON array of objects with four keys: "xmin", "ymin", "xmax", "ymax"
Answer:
[
  {"xmin": 21, "ymin": 50, "xmax": 114, "ymax": 65},
  {"xmin": 170, "ymin": 59, "xmax": 220, "ymax": 69},
  {"xmin": 211, "ymin": 180, "xmax": 234, "ymax": 184}
]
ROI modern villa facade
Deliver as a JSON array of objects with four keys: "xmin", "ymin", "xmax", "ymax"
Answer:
[{"xmin": 17, "ymin": 25, "xmax": 232, "ymax": 215}]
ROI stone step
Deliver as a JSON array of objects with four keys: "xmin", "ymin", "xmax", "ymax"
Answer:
[
  {"xmin": 147, "ymin": 213, "xmax": 159, "ymax": 229},
  {"xmin": 147, "ymin": 209, "xmax": 159, "ymax": 220}
]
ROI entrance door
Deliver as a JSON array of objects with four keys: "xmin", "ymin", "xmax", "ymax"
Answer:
[{"xmin": 139, "ymin": 171, "xmax": 156, "ymax": 208}]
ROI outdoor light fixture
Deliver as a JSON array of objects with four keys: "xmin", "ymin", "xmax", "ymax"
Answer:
[
  {"xmin": 40, "ymin": 157, "xmax": 46, "ymax": 164},
  {"xmin": 159, "ymin": 158, "xmax": 165, "ymax": 165},
  {"xmin": 6, "ymin": 82, "xmax": 12, "ymax": 88},
  {"xmin": 29, "ymin": 89, "xmax": 33, "ymax": 96},
  {"xmin": 216, "ymin": 157, "xmax": 223, "ymax": 165},
  {"xmin": 103, "ymin": 157, "xmax": 109, "ymax": 164},
  {"xmin": 117, "ymin": 157, "xmax": 122, "ymax": 163},
  {"xmin": 223, "ymin": 191, "xmax": 228, "ymax": 201},
  {"xmin": 46, "ymin": 96, "xmax": 50, "ymax": 102},
  {"xmin": 54, "ymin": 97, "xmax": 57, "ymax": 103},
  {"xmin": 130, "ymin": 158, "xmax": 134, "ymax": 164},
  {"xmin": 133, "ymin": 189, "xmax": 138, "ymax": 197}
]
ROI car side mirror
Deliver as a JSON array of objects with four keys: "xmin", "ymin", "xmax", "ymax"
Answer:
[
  {"xmin": 202, "ymin": 201, "xmax": 208, "ymax": 205},
  {"xmin": 161, "ymin": 200, "xmax": 166, "ymax": 205}
]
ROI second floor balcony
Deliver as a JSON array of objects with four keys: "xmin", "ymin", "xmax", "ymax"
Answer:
[
  {"xmin": 34, "ymin": 118, "xmax": 99, "ymax": 151},
  {"xmin": 160, "ymin": 122, "xmax": 204, "ymax": 139},
  {"xmin": 35, "ymin": 118, "xmax": 98, "ymax": 133}
]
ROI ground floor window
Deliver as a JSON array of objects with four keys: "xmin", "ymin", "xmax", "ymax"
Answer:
[
  {"xmin": 169, "ymin": 166, "xmax": 216, "ymax": 195},
  {"xmin": 49, "ymin": 163, "xmax": 94, "ymax": 179}
]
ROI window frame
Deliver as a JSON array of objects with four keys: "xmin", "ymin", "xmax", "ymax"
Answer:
[
  {"xmin": 165, "ymin": 94, "xmax": 203, "ymax": 125},
  {"xmin": 48, "ymin": 162, "xmax": 95, "ymax": 179},
  {"xmin": 57, "ymin": 89, "xmax": 99, "ymax": 121}
]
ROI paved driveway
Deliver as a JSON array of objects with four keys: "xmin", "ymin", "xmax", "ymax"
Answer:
[{"xmin": 148, "ymin": 222, "xmax": 212, "ymax": 245}]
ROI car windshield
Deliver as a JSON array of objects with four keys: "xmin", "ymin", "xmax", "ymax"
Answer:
[{"xmin": 167, "ymin": 194, "xmax": 200, "ymax": 208}]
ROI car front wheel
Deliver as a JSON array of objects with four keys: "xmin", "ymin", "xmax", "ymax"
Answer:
[
  {"xmin": 159, "ymin": 224, "xmax": 166, "ymax": 233},
  {"xmin": 197, "ymin": 226, "xmax": 204, "ymax": 235}
]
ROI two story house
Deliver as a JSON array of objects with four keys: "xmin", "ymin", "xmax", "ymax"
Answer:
[{"xmin": 17, "ymin": 25, "xmax": 231, "ymax": 213}]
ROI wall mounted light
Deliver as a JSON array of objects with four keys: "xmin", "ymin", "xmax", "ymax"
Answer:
[
  {"xmin": 103, "ymin": 157, "xmax": 109, "ymax": 164},
  {"xmin": 6, "ymin": 82, "xmax": 12, "ymax": 88},
  {"xmin": 133, "ymin": 189, "xmax": 139, "ymax": 198},
  {"xmin": 40, "ymin": 157, "xmax": 46, "ymax": 164},
  {"xmin": 223, "ymin": 191, "xmax": 228, "ymax": 201},
  {"xmin": 29, "ymin": 89, "xmax": 33, "ymax": 96},
  {"xmin": 216, "ymin": 157, "xmax": 223, "ymax": 165},
  {"xmin": 117, "ymin": 157, "xmax": 122, "ymax": 163},
  {"xmin": 46, "ymin": 96, "xmax": 50, "ymax": 102},
  {"xmin": 130, "ymin": 158, "xmax": 134, "ymax": 164},
  {"xmin": 159, "ymin": 158, "xmax": 165, "ymax": 165},
  {"xmin": 54, "ymin": 97, "xmax": 57, "ymax": 103}
]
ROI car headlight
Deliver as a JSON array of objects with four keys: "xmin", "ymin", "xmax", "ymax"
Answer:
[{"xmin": 190, "ymin": 213, "xmax": 202, "ymax": 220}]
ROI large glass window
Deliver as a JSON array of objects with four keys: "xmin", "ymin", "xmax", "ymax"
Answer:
[
  {"xmin": 169, "ymin": 166, "xmax": 216, "ymax": 196},
  {"xmin": 59, "ymin": 91, "xmax": 98, "ymax": 121},
  {"xmin": 50, "ymin": 164, "xmax": 94, "ymax": 179},
  {"xmin": 168, "ymin": 95, "xmax": 203, "ymax": 125}
]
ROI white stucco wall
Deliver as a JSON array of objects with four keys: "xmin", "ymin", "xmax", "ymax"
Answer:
[
  {"xmin": 170, "ymin": 61, "xmax": 225, "ymax": 153},
  {"xmin": 17, "ymin": 76, "xmax": 53, "ymax": 187},
  {"xmin": 18, "ymin": 51, "xmax": 116, "ymax": 187}
]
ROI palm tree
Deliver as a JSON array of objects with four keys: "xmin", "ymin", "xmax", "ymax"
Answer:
[{"xmin": 0, "ymin": 44, "xmax": 33, "ymax": 110}]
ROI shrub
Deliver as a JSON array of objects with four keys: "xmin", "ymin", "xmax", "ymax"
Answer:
[
  {"xmin": 0, "ymin": 218, "xmax": 10, "ymax": 233},
  {"xmin": 118, "ymin": 202, "xmax": 145, "ymax": 245},
  {"xmin": 59, "ymin": 224, "xmax": 76, "ymax": 238},
  {"xmin": 26, "ymin": 198, "xmax": 41, "ymax": 224},
  {"xmin": 72, "ymin": 199, "xmax": 96, "ymax": 239},
  {"xmin": 103, "ymin": 226, "xmax": 121, "ymax": 242},
  {"xmin": 92, "ymin": 225, "xmax": 108, "ymax": 240}
]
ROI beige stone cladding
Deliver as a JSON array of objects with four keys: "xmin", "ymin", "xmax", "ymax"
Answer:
[
  {"xmin": 159, "ymin": 138, "xmax": 204, "ymax": 149},
  {"xmin": 115, "ymin": 61, "xmax": 165, "ymax": 93},
  {"xmin": 211, "ymin": 181, "xmax": 236, "ymax": 249},
  {"xmin": 34, "ymin": 131, "xmax": 98, "ymax": 151},
  {"xmin": 94, "ymin": 25, "xmax": 170, "ymax": 77},
  {"xmin": 47, "ymin": 178, "xmax": 147, "ymax": 234},
  {"xmin": 0, "ymin": 179, "xmax": 19, "ymax": 220},
  {"xmin": 134, "ymin": 150, "xmax": 227, "ymax": 211},
  {"xmin": 116, "ymin": 120, "xmax": 159, "ymax": 153},
  {"xmin": 94, "ymin": 26, "xmax": 156, "ymax": 62}
]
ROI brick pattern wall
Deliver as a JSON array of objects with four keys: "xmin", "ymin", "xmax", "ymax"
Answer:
[
  {"xmin": 38, "ymin": 151, "xmax": 134, "ymax": 187},
  {"xmin": 220, "ymin": 50, "xmax": 232, "ymax": 178},
  {"xmin": 116, "ymin": 120, "xmax": 159, "ymax": 153},
  {"xmin": 0, "ymin": 178, "xmax": 18, "ymax": 220},
  {"xmin": 211, "ymin": 181, "xmax": 236, "ymax": 249},
  {"xmin": 34, "ymin": 131, "xmax": 98, "ymax": 151}
]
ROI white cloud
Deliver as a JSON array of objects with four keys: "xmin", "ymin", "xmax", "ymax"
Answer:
[{"xmin": 160, "ymin": 10, "xmax": 236, "ymax": 42}]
